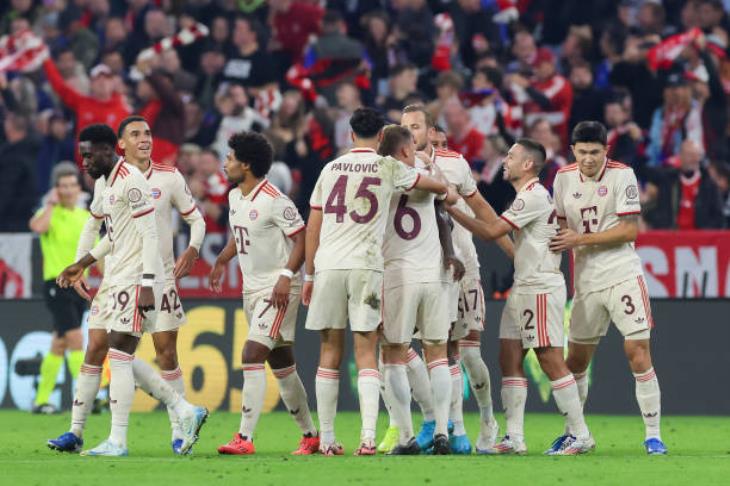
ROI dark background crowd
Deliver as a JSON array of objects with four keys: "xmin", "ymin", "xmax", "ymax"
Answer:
[{"xmin": 1, "ymin": 0, "xmax": 729, "ymax": 236}]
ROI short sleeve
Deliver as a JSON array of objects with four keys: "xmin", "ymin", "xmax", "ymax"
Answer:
[
  {"xmin": 500, "ymin": 190, "xmax": 545, "ymax": 230},
  {"xmin": 553, "ymin": 173, "xmax": 566, "ymax": 219},
  {"xmin": 458, "ymin": 156, "xmax": 478, "ymax": 197},
  {"xmin": 309, "ymin": 170, "xmax": 325, "ymax": 209},
  {"xmin": 170, "ymin": 170, "xmax": 197, "ymax": 216},
  {"xmin": 615, "ymin": 169, "xmax": 642, "ymax": 216},
  {"xmin": 125, "ymin": 172, "xmax": 155, "ymax": 219},
  {"xmin": 271, "ymin": 196, "xmax": 305, "ymax": 237},
  {"xmin": 391, "ymin": 157, "xmax": 419, "ymax": 191}
]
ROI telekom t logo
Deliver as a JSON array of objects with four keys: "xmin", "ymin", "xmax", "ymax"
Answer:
[
  {"xmin": 580, "ymin": 206, "xmax": 598, "ymax": 233},
  {"xmin": 234, "ymin": 225, "xmax": 250, "ymax": 254}
]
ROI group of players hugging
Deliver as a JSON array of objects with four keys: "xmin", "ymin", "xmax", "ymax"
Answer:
[{"xmin": 45, "ymin": 104, "xmax": 667, "ymax": 458}]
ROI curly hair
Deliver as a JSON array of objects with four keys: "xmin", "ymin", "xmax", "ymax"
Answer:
[
  {"xmin": 79, "ymin": 123, "xmax": 117, "ymax": 147},
  {"xmin": 228, "ymin": 131, "xmax": 273, "ymax": 178}
]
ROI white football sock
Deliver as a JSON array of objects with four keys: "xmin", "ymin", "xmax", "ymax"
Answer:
[
  {"xmin": 574, "ymin": 371, "xmax": 588, "ymax": 406},
  {"xmin": 449, "ymin": 361, "xmax": 466, "ymax": 436},
  {"xmin": 406, "ymin": 348, "xmax": 435, "ymax": 422},
  {"xmin": 634, "ymin": 367, "xmax": 661, "ymax": 440},
  {"xmin": 315, "ymin": 367, "xmax": 339, "ymax": 444},
  {"xmin": 70, "ymin": 363, "xmax": 102, "ymax": 438},
  {"xmin": 460, "ymin": 343, "xmax": 496, "ymax": 433},
  {"xmin": 239, "ymin": 364, "xmax": 266, "ymax": 439},
  {"xmin": 108, "ymin": 349, "xmax": 135, "ymax": 448},
  {"xmin": 501, "ymin": 376, "xmax": 528, "ymax": 443},
  {"xmin": 132, "ymin": 359, "xmax": 192, "ymax": 417},
  {"xmin": 161, "ymin": 366, "xmax": 185, "ymax": 440},
  {"xmin": 384, "ymin": 364, "xmax": 414, "ymax": 444},
  {"xmin": 427, "ymin": 358, "xmax": 450, "ymax": 436},
  {"xmin": 357, "ymin": 369, "xmax": 380, "ymax": 443},
  {"xmin": 378, "ymin": 353, "xmax": 398, "ymax": 428},
  {"xmin": 273, "ymin": 364, "xmax": 317, "ymax": 436},
  {"xmin": 551, "ymin": 374, "xmax": 589, "ymax": 439}
]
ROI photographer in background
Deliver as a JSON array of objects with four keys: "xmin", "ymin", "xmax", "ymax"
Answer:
[{"xmin": 28, "ymin": 163, "xmax": 90, "ymax": 414}]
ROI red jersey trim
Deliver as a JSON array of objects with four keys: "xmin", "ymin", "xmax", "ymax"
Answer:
[
  {"xmin": 310, "ymin": 205, "xmax": 322, "ymax": 210},
  {"xmin": 617, "ymin": 211, "xmax": 641, "ymax": 216},
  {"xmin": 287, "ymin": 226, "xmax": 305, "ymax": 238},
  {"xmin": 435, "ymin": 149, "xmax": 461, "ymax": 158},
  {"xmin": 180, "ymin": 205, "xmax": 197, "ymax": 217},
  {"xmin": 464, "ymin": 189, "xmax": 478, "ymax": 198},
  {"xmin": 596, "ymin": 160, "xmax": 609, "ymax": 182},
  {"xmin": 405, "ymin": 172, "xmax": 421, "ymax": 191},
  {"xmin": 151, "ymin": 163, "xmax": 175, "ymax": 172},
  {"xmin": 350, "ymin": 148, "xmax": 376, "ymax": 153},
  {"xmin": 132, "ymin": 207, "xmax": 154, "ymax": 218},
  {"xmin": 91, "ymin": 211, "xmax": 104, "ymax": 220},
  {"xmin": 500, "ymin": 214, "xmax": 520, "ymax": 230},
  {"xmin": 250, "ymin": 180, "xmax": 269, "ymax": 201},
  {"xmin": 110, "ymin": 161, "xmax": 129, "ymax": 186},
  {"xmin": 557, "ymin": 163, "xmax": 578, "ymax": 173},
  {"xmin": 556, "ymin": 215, "xmax": 567, "ymax": 220}
]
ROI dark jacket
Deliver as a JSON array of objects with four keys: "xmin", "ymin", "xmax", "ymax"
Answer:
[
  {"xmin": 0, "ymin": 136, "xmax": 39, "ymax": 232},
  {"xmin": 644, "ymin": 167, "xmax": 725, "ymax": 229}
]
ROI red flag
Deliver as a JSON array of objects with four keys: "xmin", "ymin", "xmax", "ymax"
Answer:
[{"xmin": 646, "ymin": 28, "xmax": 702, "ymax": 71}]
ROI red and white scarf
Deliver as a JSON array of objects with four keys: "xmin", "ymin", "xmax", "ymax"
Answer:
[{"xmin": 0, "ymin": 29, "xmax": 49, "ymax": 74}]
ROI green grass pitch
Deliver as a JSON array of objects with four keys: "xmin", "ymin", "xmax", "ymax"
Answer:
[{"xmin": 1, "ymin": 411, "xmax": 728, "ymax": 485}]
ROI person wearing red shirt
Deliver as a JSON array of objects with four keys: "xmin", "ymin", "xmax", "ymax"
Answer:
[
  {"xmin": 43, "ymin": 60, "xmax": 131, "ymax": 164},
  {"xmin": 269, "ymin": 0, "xmax": 324, "ymax": 64},
  {"xmin": 444, "ymin": 99, "xmax": 485, "ymax": 164}
]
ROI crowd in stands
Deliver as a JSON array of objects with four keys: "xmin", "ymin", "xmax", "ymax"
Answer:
[{"xmin": 0, "ymin": 0, "xmax": 729, "ymax": 235}]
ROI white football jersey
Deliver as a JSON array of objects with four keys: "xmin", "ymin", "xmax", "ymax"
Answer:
[
  {"xmin": 383, "ymin": 164, "xmax": 445, "ymax": 289},
  {"xmin": 429, "ymin": 148, "xmax": 481, "ymax": 280},
  {"xmin": 142, "ymin": 162, "xmax": 201, "ymax": 280},
  {"xmin": 100, "ymin": 159, "xmax": 163, "ymax": 285},
  {"xmin": 553, "ymin": 159, "xmax": 643, "ymax": 293},
  {"xmin": 229, "ymin": 179, "xmax": 305, "ymax": 294},
  {"xmin": 500, "ymin": 178, "xmax": 564, "ymax": 292},
  {"xmin": 310, "ymin": 148, "xmax": 419, "ymax": 272}
]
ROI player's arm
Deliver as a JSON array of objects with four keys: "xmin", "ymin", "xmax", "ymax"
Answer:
[
  {"xmin": 447, "ymin": 205, "xmax": 513, "ymax": 242},
  {"xmin": 463, "ymin": 192, "xmax": 515, "ymax": 260},
  {"xmin": 209, "ymin": 234, "xmax": 236, "ymax": 293},
  {"xmin": 43, "ymin": 58, "xmax": 82, "ymax": 111},
  {"xmin": 303, "ymin": 208, "xmax": 322, "ymax": 306},
  {"xmin": 550, "ymin": 215, "xmax": 638, "ymax": 251},
  {"xmin": 172, "ymin": 172, "xmax": 206, "ymax": 278},
  {"xmin": 435, "ymin": 201, "xmax": 465, "ymax": 281},
  {"xmin": 412, "ymin": 173, "xmax": 449, "ymax": 197}
]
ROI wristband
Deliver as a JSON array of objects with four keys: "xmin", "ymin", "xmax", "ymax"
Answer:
[
  {"xmin": 141, "ymin": 277, "xmax": 154, "ymax": 287},
  {"xmin": 280, "ymin": 268, "xmax": 294, "ymax": 279},
  {"xmin": 304, "ymin": 274, "xmax": 314, "ymax": 282}
]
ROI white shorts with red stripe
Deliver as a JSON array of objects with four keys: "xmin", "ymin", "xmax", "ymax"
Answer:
[
  {"xmin": 107, "ymin": 283, "xmax": 163, "ymax": 337},
  {"xmin": 153, "ymin": 280, "xmax": 187, "ymax": 332},
  {"xmin": 244, "ymin": 289, "xmax": 300, "ymax": 349},
  {"xmin": 499, "ymin": 286, "xmax": 566, "ymax": 349},
  {"xmin": 451, "ymin": 277, "xmax": 486, "ymax": 341},
  {"xmin": 569, "ymin": 275, "xmax": 653, "ymax": 345},
  {"xmin": 88, "ymin": 279, "xmax": 111, "ymax": 331}
]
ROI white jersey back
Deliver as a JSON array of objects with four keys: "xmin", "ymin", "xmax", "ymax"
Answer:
[
  {"xmin": 553, "ymin": 159, "xmax": 643, "ymax": 293},
  {"xmin": 429, "ymin": 148, "xmax": 480, "ymax": 279},
  {"xmin": 143, "ymin": 163, "xmax": 198, "ymax": 280},
  {"xmin": 500, "ymin": 178, "xmax": 564, "ymax": 292},
  {"xmin": 310, "ymin": 148, "xmax": 419, "ymax": 272},
  {"xmin": 101, "ymin": 159, "xmax": 163, "ymax": 285},
  {"xmin": 229, "ymin": 179, "xmax": 305, "ymax": 294},
  {"xmin": 383, "ymin": 164, "xmax": 444, "ymax": 289}
]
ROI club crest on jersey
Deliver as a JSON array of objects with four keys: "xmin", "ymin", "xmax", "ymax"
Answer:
[
  {"xmin": 249, "ymin": 209, "xmax": 259, "ymax": 220},
  {"xmin": 511, "ymin": 198, "xmax": 525, "ymax": 211},
  {"xmin": 151, "ymin": 187, "xmax": 162, "ymax": 199},
  {"xmin": 626, "ymin": 185, "xmax": 639, "ymax": 199},
  {"xmin": 128, "ymin": 188, "xmax": 143, "ymax": 203},
  {"xmin": 597, "ymin": 185, "xmax": 608, "ymax": 197},
  {"xmin": 572, "ymin": 192, "xmax": 582, "ymax": 199},
  {"xmin": 283, "ymin": 207, "xmax": 297, "ymax": 221}
]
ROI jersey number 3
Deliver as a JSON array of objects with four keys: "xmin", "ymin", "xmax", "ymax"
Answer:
[{"xmin": 325, "ymin": 175, "xmax": 381, "ymax": 224}]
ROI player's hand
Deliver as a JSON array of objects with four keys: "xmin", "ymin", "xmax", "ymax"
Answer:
[
  {"xmin": 271, "ymin": 275, "xmax": 291, "ymax": 309},
  {"xmin": 46, "ymin": 188, "xmax": 59, "ymax": 206},
  {"xmin": 444, "ymin": 186, "xmax": 460, "ymax": 205},
  {"xmin": 445, "ymin": 256, "xmax": 466, "ymax": 281},
  {"xmin": 174, "ymin": 246, "xmax": 198, "ymax": 279},
  {"xmin": 208, "ymin": 259, "xmax": 226, "ymax": 293},
  {"xmin": 73, "ymin": 277, "xmax": 92, "ymax": 301},
  {"xmin": 138, "ymin": 286, "xmax": 155, "ymax": 318},
  {"xmin": 56, "ymin": 263, "xmax": 85, "ymax": 288},
  {"xmin": 550, "ymin": 228, "xmax": 582, "ymax": 252},
  {"xmin": 302, "ymin": 281, "xmax": 313, "ymax": 306}
]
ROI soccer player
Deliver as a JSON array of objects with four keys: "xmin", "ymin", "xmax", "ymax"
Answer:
[
  {"xmin": 448, "ymin": 138, "xmax": 595, "ymax": 455},
  {"xmin": 549, "ymin": 121, "xmax": 667, "ymax": 455},
  {"xmin": 304, "ymin": 107, "xmax": 450, "ymax": 456},
  {"xmin": 54, "ymin": 124, "xmax": 207, "ymax": 456},
  {"xmin": 401, "ymin": 104, "xmax": 511, "ymax": 453},
  {"xmin": 209, "ymin": 131, "xmax": 319, "ymax": 456},
  {"xmin": 379, "ymin": 125, "xmax": 462, "ymax": 455}
]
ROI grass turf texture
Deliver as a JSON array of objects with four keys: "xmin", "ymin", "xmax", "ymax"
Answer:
[{"xmin": 1, "ymin": 411, "xmax": 728, "ymax": 485}]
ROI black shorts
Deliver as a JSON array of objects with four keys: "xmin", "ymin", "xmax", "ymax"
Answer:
[{"xmin": 44, "ymin": 280, "xmax": 86, "ymax": 337}]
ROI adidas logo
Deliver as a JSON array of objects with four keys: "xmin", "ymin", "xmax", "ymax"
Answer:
[
  {"xmin": 289, "ymin": 408, "xmax": 300, "ymax": 415},
  {"xmin": 230, "ymin": 209, "xmax": 236, "ymax": 215},
  {"xmin": 643, "ymin": 412, "xmax": 658, "ymax": 418},
  {"xmin": 635, "ymin": 317, "xmax": 645, "ymax": 324},
  {"xmin": 110, "ymin": 399, "xmax": 117, "ymax": 404},
  {"xmin": 73, "ymin": 399, "xmax": 84, "ymax": 406},
  {"xmin": 474, "ymin": 383, "xmax": 485, "ymax": 390},
  {"xmin": 258, "ymin": 322, "xmax": 267, "ymax": 330},
  {"xmin": 573, "ymin": 192, "xmax": 582, "ymax": 199},
  {"xmin": 121, "ymin": 317, "xmax": 130, "ymax": 325},
  {"xmin": 242, "ymin": 406, "xmax": 252, "ymax": 414}
]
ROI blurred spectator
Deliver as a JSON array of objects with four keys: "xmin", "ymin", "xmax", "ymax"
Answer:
[
  {"xmin": 560, "ymin": 25, "xmax": 594, "ymax": 72},
  {"xmin": 390, "ymin": 0, "xmax": 435, "ymax": 68},
  {"xmin": 195, "ymin": 46, "xmax": 227, "ymax": 110},
  {"xmin": 427, "ymin": 70, "xmax": 463, "ymax": 130},
  {"xmin": 123, "ymin": 8, "xmax": 169, "ymax": 67},
  {"xmin": 269, "ymin": 0, "xmax": 323, "ymax": 66},
  {"xmin": 568, "ymin": 61, "xmax": 604, "ymax": 132},
  {"xmin": 604, "ymin": 92, "xmax": 645, "ymax": 170},
  {"xmin": 362, "ymin": 10, "xmax": 396, "ymax": 95},
  {"xmin": 56, "ymin": 5, "xmax": 100, "ymax": 70},
  {"xmin": 380, "ymin": 63, "xmax": 421, "ymax": 122},
  {"xmin": 708, "ymin": 160, "xmax": 730, "ymax": 227},
  {"xmin": 647, "ymin": 72, "xmax": 704, "ymax": 167},
  {"xmin": 213, "ymin": 84, "xmax": 269, "ymax": 161},
  {"xmin": 36, "ymin": 112, "xmax": 74, "ymax": 194},
  {"xmin": 0, "ymin": 112, "xmax": 38, "ymax": 231},
  {"xmin": 527, "ymin": 118, "xmax": 567, "ymax": 192},
  {"xmin": 223, "ymin": 16, "xmax": 277, "ymax": 90},
  {"xmin": 177, "ymin": 143, "xmax": 202, "ymax": 178},
  {"xmin": 448, "ymin": 0, "xmax": 501, "ymax": 69},
  {"xmin": 192, "ymin": 148, "xmax": 228, "ymax": 235},
  {"xmin": 332, "ymin": 82, "xmax": 363, "ymax": 153},
  {"xmin": 444, "ymin": 99, "xmax": 484, "ymax": 163},
  {"xmin": 644, "ymin": 139, "xmax": 725, "ymax": 229},
  {"xmin": 475, "ymin": 134, "xmax": 514, "ymax": 214},
  {"xmin": 265, "ymin": 89, "xmax": 308, "ymax": 165}
]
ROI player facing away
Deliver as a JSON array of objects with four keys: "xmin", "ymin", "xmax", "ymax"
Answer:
[
  {"xmin": 303, "ymin": 107, "xmax": 450, "ymax": 456},
  {"xmin": 400, "ymin": 104, "xmax": 512, "ymax": 454},
  {"xmin": 379, "ymin": 126, "xmax": 462, "ymax": 455},
  {"xmin": 209, "ymin": 131, "xmax": 319, "ymax": 456},
  {"xmin": 448, "ymin": 138, "xmax": 594, "ymax": 455},
  {"xmin": 549, "ymin": 122, "xmax": 667, "ymax": 455},
  {"xmin": 48, "ymin": 119, "xmax": 208, "ymax": 456},
  {"xmin": 54, "ymin": 124, "xmax": 208, "ymax": 457}
]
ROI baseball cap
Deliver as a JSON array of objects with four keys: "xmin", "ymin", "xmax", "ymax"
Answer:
[
  {"xmin": 531, "ymin": 47, "xmax": 555, "ymax": 67},
  {"xmin": 90, "ymin": 64, "xmax": 112, "ymax": 78}
]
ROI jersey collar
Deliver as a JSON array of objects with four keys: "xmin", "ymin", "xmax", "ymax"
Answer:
[
  {"xmin": 247, "ymin": 178, "xmax": 270, "ymax": 201},
  {"xmin": 349, "ymin": 147, "xmax": 376, "ymax": 154},
  {"xmin": 517, "ymin": 177, "xmax": 540, "ymax": 193},
  {"xmin": 578, "ymin": 158, "xmax": 608, "ymax": 183},
  {"xmin": 109, "ymin": 157, "xmax": 126, "ymax": 186},
  {"xmin": 143, "ymin": 160, "xmax": 155, "ymax": 179}
]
